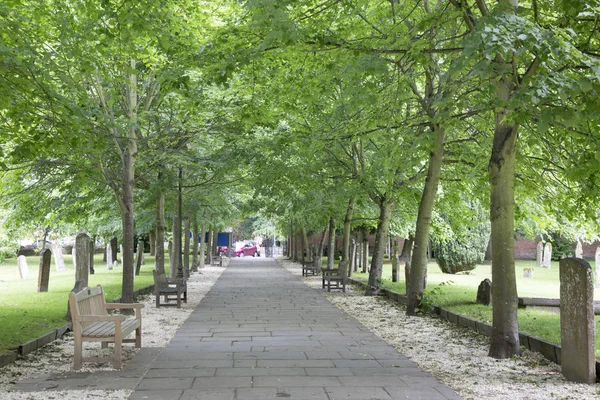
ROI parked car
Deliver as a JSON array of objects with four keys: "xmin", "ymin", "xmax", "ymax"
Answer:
[{"xmin": 236, "ymin": 243, "xmax": 260, "ymax": 257}]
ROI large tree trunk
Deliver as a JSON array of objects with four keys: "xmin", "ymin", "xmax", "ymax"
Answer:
[
  {"xmin": 176, "ymin": 168, "xmax": 184, "ymax": 278},
  {"xmin": 199, "ymin": 221, "xmax": 207, "ymax": 269},
  {"xmin": 288, "ymin": 219, "xmax": 293, "ymax": 259},
  {"xmin": 301, "ymin": 226, "xmax": 310, "ymax": 261},
  {"xmin": 192, "ymin": 213, "xmax": 199, "ymax": 271},
  {"xmin": 339, "ymin": 197, "xmax": 355, "ymax": 278},
  {"xmin": 488, "ymin": 86, "xmax": 520, "ymax": 359},
  {"xmin": 365, "ymin": 197, "xmax": 394, "ymax": 295},
  {"xmin": 326, "ymin": 216, "xmax": 336, "ymax": 270},
  {"xmin": 170, "ymin": 215, "xmax": 179, "ymax": 279},
  {"xmin": 184, "ymin": 213, "xmax": 190, "ymax": 278},
  {"xmin": 315, "ymin": 225, "xmax": 329, "ymax": 273},
  {"xmin": 361, "ymin": 229, "xmax": 368, "ymax": 273},
  {"xmin": 391, "ymin": 238, "xmax": 399, "ymax": 283},
  {"xmin": 406, "ymin": 125, "xmax": 445, "ymax": 315},
  {"xmin": 207, "ymin": 227, "xmax": 213, "ymax": 264},
  {"xmin": 155, "ymin": 190, "xmax": 165, "ymax": 276}
]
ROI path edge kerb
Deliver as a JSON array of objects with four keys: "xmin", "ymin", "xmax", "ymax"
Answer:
[{"xmin": 0, "ymin": 284, "xmax": 155, "ymax": 368}]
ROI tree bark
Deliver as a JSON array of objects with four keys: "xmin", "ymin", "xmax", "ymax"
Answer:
[
  {"xmin": 316, "ymin": 225, "xmax": 329, "ymax": 273},
  {"xmin": 391, "ymin": 238, "xmax": 398, "ymax": 282},
  {"xmin": 339, "ymin": 197, "xmax": 355, "ymax": 278},
  {"xmin": 327, "ymin": 216, "xmax": 336, "ymax": 270},
  {"xmin": 192, "ymin": 213, "xmax": 199, "ymax": 271},
  {"xmin": 184, "ymin": 213, "xmax": 190, "ymax": 278},
  {"xmin": 170, "ymin": 215, "xmax": 179, "ymax": 279},
  {"xmin": 199, "ymin": 221, "xmax": 207, "ymax": 269},
  {"xmin": 207, "ymin": 227, "xmax": 213, "ymax": 264},
  {"xmin": 89, "ymin": 236, "xmax": 95, "ymax": 275},
  {"xmin": 301, "ymin": 226, "xmax": 310, "ymax": 261},
  {"xmin": 406, "ymin": 125, "xmax": 445, "ymax": 315},
  {"xmin": 366, "ymin": 197, "xmax": 394, "ymax": 295},
  {"xmin": 362, "ymin": 229, "xmax": 368, "ymax": 274},
  {"xmin": 155, "ymin": 190, "xmax": 165, "ymax": 276},
  {"xmin": 488, "ymin": 87, "xmax": 520, "ymax": 359},
  {"xmin": 176, "ymin": 168, "xmax": 184, "ymax": 278}
]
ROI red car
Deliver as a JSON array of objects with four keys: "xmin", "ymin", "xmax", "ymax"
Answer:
[{"xmin": 236, "ymin": 243, "xmax": 260, "ymax": 257}]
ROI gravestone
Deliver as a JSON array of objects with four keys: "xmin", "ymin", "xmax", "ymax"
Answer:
[
  {"xmin": 17, "ymin": 255, "xmax": 29, "ymax": 279},
  {"xmin": 575, "ymin": 240, "xmax": 583, "ymax": 259},
  {"xmin": 543, "ymin": 242, "xmax": 552, "ymax": 268},
  {"xmin": 52, "ymin": 244, "xmax": 65, "ymax": 271},
  {"xmin": 559, "ymin": 258, "xmax": 595, "ymax": 383},
  {"xmin": 476, "ymin": 279, "xmax": 492, "ymax": 305},
  {"xmin": 536, "ymin": 241, "xmax": 543, "ymax": 268},
  {"xmin": 71, "ymin": 246, "xmax": 77, "ymax": 269},
  {"xmin": 522, "ymin": 267, "xmax": 534, "ymax": 278},
  {"xmin": 135, "ymin": 241, "xmax": 144, "ymax": 276},
  {"xmin": 37, "ymin": 249, "xmax": 51, "ymax": 292},
  {"xmin": 595, "ymin": 246, "xmax": 600, "ymax": 288},
  {"xmin": 106, "ymin": 243, "xmax": 113, "ymax": 270},
  {"xmin": 75, "ymin": 233, "xmax": 90, "ymax": 288}
]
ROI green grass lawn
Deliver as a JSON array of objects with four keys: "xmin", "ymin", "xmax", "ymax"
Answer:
[
  {"xmin": 349, "ymin": 259, "xmax": 600, "ymax": 358},
  {"xmin": 0, "ymin": 253, "xmax": 157, "ymax": 354}
]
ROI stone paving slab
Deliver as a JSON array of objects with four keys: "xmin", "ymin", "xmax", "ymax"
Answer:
[{"xmin": 12, "ymin": 257, "xmax": 463, "ymax": 400}]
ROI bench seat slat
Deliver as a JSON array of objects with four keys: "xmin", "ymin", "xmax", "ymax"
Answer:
[{"xmin": 83, "ymin": 320, "xmax": 140, "ymax": 338}]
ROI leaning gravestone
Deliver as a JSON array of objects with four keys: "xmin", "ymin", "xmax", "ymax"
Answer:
[
  {"xmin": 52, "ymin": 244, "xmax": 65, "ymax": 271},
  {"xmin": 476, "ymin": 279, "xmax": 492, "ymax": 305},
  {"xmin": 559, "ymin": 258, "xmax": 595, "ymax": 384},
  {"xmin": 595, "ymin": 246, "xmax": 600, "ymax": 288},
  {"xmin": 37, "ymin": 249, "xmax": 51, "ymax": 292},
  {"xmin": 536, "ymin": 241, "xmax": 543, "ymax": 268},
  {"xmin": 75, "ymin": 233, "xmax": 90, "ymax": 288},
  {"xmin": 17, "ymin": 255, "xmax": 29, "ymax": 279},
  {"xmin": 575, "ymin": 240, "xmax": 583, "ymax": 259},
  {"xmin": 135, "ymin": 241, "xmax": 144, "ymax": 276},
  {"xmin": 106, "ymin": 243, "xmax": 113, "ymax": 270},
  {"xmin": 543, "ymin": 242, "xmax": 552, "ymax": 268}
]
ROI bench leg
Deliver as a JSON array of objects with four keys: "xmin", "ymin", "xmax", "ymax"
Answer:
[
  {"xmin": 135, "ymin": 326, "xmax": 142, "ymax": 348},
  {"xmin": 114, "ymin": 328, "xmax": 122, "ymax": 369},
  {"xmin": 176, "ymin": 292, "xmax": 181, "ymax": 308},
  {"xmin": 183, "ymin": 290, "xmax": 187, "ymax": 303},
  {"xmin": 101, "ymin": 342, "xmax": 109, "ymax": 349},
  {"xmin": 73, "ymin": 335, "xmax": 82, "ymax": 370}
]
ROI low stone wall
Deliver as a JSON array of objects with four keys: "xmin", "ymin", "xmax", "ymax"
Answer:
[
  {"xmin": 347, "ymin": 278, "xmax": 600, "ymax": 380},
  {"xmin": 0, "ymin": 284, "xmax": 155, "ymax": 369}
]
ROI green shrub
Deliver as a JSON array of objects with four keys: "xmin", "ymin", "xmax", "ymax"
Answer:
[
  {"xmin": 549, "ymin": 232, "xmax": 573, "ymax": 260},
  {"xmin": 433, "ymin": 219, "xmax": 490, "ymax": 274}
]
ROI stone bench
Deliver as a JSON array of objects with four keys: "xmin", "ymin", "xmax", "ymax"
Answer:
[{"xmin": 69, "ymin": 284, "xmax": 143, "ymax": 370}]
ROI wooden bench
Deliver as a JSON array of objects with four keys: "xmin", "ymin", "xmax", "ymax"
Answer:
[
  {"xmin": 69, "ymin": 284, "xmax": 143, "ymax": 370},
  {"xmin": 153, "ymin": 270, "xmax": 187, "ymax": 308},
  {"xmin": 211, "ymin": 255, "xmax": 223, "ymax": 266},
  {"xmin": 322, "ymin": 268, "xmax": 346, "ymax": 292},
  {"xmin": 302, "ymin": 259, "xmax": 318, "ymax": 277}
]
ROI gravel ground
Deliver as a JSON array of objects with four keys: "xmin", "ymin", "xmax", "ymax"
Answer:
[
  {"xmin": 0, "ymin": 263, "xmax": 226, "ymax": 400},
  {"xmin": 277, "ymin": 258, "xmax": 600, "ymax": 400}
]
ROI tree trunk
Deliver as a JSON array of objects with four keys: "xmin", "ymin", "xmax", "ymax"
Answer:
[
  {"xmin": 155, "ymin": 190, "xmax": 165, "ymax": 276},
  {"xmin": 89, "ymin": 236, "xmax": 95, "ymax": 275},
  {"xmin": 176, "ymin": 168, "xmax": 184, "ymax": 278},
  {"xmin": 340, "ymin": 197, "xmax": 355, "ymax": 278},
  {"xmin": 488, "ymin": 98, "xmax": 520, "ymax": 358},
  {"xmin": 316, "ymin": 225, "xmax": 329, "ymax": 273},
  {"xmin": 149, "ymin": 231, "xmax": 156, "ymax": 257},
  {"xmin": 212, "ymin": 229, "xmax": 218, "ymax": 257},
  {"xmin": 301, "ymin": 226, "xmax": 309, "ymax": 261},
  {"xmin": 207, "ymin": 227, "xmax": 213, "ymax": 264},
  {"xmin": 192, "ymin": 213, "xmax": 199, "ymax": 271},
  {"xmin": 366, "ymin": 197, "xmax": 394, "ymax": 295},
  {"xmin": 327, "ymin": 216, "xmax": 336, "ymax": 270},
  {"xmin": 406, "ymin": 125, "xmax": 445, "ymax": 315},
  {"xmin": 350, "ymin": 237, "xmax": 357, "ymax": 274},
  {"xmin": 362, "ymin": 229, "xmax": 368, "ymax": 273},
  {"xmin": 170, "ymin": 215, "xmax": 179, "ymax": 279},
  {"xmin": 391, "ymin": 238, "xmax": 398, "ymax": 282},
  {"xmin": 184, "ymin": 213, "xmax": 190, "ymax": 278},
  {"xmin": 199, "ymin": 221, "xmax": 207, "ymax": 269},
  {"xmin": 289, "ymin": 219, "xmax": 293, "ymax": 259}
]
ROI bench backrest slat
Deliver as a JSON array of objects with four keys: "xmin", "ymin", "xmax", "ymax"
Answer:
[{"xmin": 70, "ymin": 285, "xmax": 108, "ymax": 329}]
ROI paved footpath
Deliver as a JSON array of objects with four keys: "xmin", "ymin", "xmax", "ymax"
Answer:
[{"xmin": 16, "ymin": 257, "xmax": 463, "ymax": 400}]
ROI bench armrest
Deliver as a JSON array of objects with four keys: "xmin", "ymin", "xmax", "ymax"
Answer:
[{"xmin": 78, "ymin": 314, "xmax": 126, "ymax": 322}]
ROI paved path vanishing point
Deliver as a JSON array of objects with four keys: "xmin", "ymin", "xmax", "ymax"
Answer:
[{"xmin": 14, "ymin": 257, "xmax": 463, "ymax": 400}]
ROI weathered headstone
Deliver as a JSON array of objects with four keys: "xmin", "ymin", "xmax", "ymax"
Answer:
[
  {"xmin": 106, "ymin": 243, "xmax": 113, "ymax": 270},
  {"xmin": 75, "ymin": 233, "xmax": 90, "ymax": 288},
  {"xmin": 559, "ymin": 258, "xmax": 595, "ymax": 383},
  {"xmin": 17, "ymin": 255, "xmax": 29, "ymax": 279},
  {"xmin": 543, "ymin": 242, "xmax": 552, "ymax": 268},
  {"xmin": 37, "ymin": 249, "xmax": 51, "ymax": 292},
  {"xmin": 135, "ymin": 241, "xmax": 144, "ymax": 276},
  {"xmin": 536, "ymin": 241, "xmax": 543, "ymax": 268},
  {"xmin": 52, "ymin": 244, "xmax": 65, "ymax": 271},
  {"xmin": 522, "ymin": 267, "xmax": 534, "ymax": 278},
  {"xmin": 71, "ymin": 246, "xmax": 77, "ymax": 269},
  {"xmin": 476, "ymin": 279, "xmax": 492, "ymax": 305},
  {"xmin": 575, "ymin": 240, "xmax": 583, "ymax": 259},
  {"xmin": 595, "ymin": 246, "xmax": 600, "ymax": 288}
]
